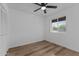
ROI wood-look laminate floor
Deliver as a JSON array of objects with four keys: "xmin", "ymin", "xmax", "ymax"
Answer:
[{"xmin": 7, "ymin": 40, "xmax": 79, "ymax": 56}]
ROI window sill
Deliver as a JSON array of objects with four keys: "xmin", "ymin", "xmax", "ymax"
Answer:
[{"xmin": 50, "ymin": 31, "xmax": 66, "ymax": 33}]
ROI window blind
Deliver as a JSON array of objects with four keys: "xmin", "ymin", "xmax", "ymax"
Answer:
[{"xmin": 52, "ymin": 16, "xmax": 66, "ymax": 23}]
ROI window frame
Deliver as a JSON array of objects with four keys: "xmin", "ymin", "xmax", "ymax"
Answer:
[{"xmin": 50, "ymin": 16, "xmax": 66, "ymax": 33}]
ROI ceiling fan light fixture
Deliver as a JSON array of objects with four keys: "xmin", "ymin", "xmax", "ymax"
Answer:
[
  {"xmin": 34, "ymin": 3, "xmax": 57, "ymax": 14},
  {"xmin": 41, "ymin": 6, "xmax": 46, "ymax": 10}
]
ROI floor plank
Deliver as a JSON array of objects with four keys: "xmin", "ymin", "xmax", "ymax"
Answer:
[
  {"xmin": 55, "ymin": 48, "xmax": 79, "ymax": 56},
  {"xmin": 7, "ymin": 40, "xmax": 79, "ymax": 56},
  {"xmin": 29, "ymin": 43, "xmax": 57, "ymax": 56},
  {"xmin": 43, "ymin": 46, "xmax": 63, "ymax": 56}
]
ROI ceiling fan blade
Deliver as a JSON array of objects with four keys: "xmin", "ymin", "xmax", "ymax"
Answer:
[
  {"xmin": 44, "ymin": 10, "xmax": 47, "ymax": 14},
  {"xmin": 46, "ymin": 6, "xmax": 57, "ymax": 8},
  {"xmin": 34, "ymin": 3, "xmax": 41, "ymax": 6},
  {"xmin": 34, "ymin": 8, "xmax": 41, "ymax": 12}
]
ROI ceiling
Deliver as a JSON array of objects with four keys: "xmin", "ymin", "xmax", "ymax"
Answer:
[{"xmin": 7, "ymin": 3, "xmax": 75, "ymax": 15}]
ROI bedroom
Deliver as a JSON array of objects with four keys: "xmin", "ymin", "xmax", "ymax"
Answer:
[{"xmin": 0, "ymin": 3, "xmax": 79, "ymax": 56}]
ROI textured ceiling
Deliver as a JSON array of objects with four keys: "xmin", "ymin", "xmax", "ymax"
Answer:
[{"xmin": 7, "ymin": 3, "xmax": 75, "ymax": 15}]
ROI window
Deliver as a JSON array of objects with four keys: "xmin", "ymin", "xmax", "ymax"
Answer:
[{"xmin": 51, "ymin": 16, "xmax": 66, "ymax": 32}]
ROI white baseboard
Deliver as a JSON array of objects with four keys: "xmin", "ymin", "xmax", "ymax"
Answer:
[
  {"xmin": 8, "ymin": 39, "xmax": 44, "ymax": 49},
  {"xmin": 46, "ymin": 40, "xmax": 79, "ymax": 52}
]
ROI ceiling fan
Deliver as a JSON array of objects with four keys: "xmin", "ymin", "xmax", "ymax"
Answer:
[{"xmin": 34, "ymin": 3, "xmax": 57, "ymax": 14}]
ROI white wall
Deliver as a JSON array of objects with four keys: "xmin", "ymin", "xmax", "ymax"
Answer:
[
  {"xmin": 45, "ymin": 4, "xmax": 79, "ymax": 52},
  {"xmin": 8, "ymin": 4, "xmax": 79, "ymax": 52},
  {"xmin": 8, "ymin": 9, "xmax": 44, "ymax": 48}
]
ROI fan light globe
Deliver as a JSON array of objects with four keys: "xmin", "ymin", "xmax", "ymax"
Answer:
[{"xmin": 41, "ymin": 6, "xmax": 46, "ymax": 10}]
